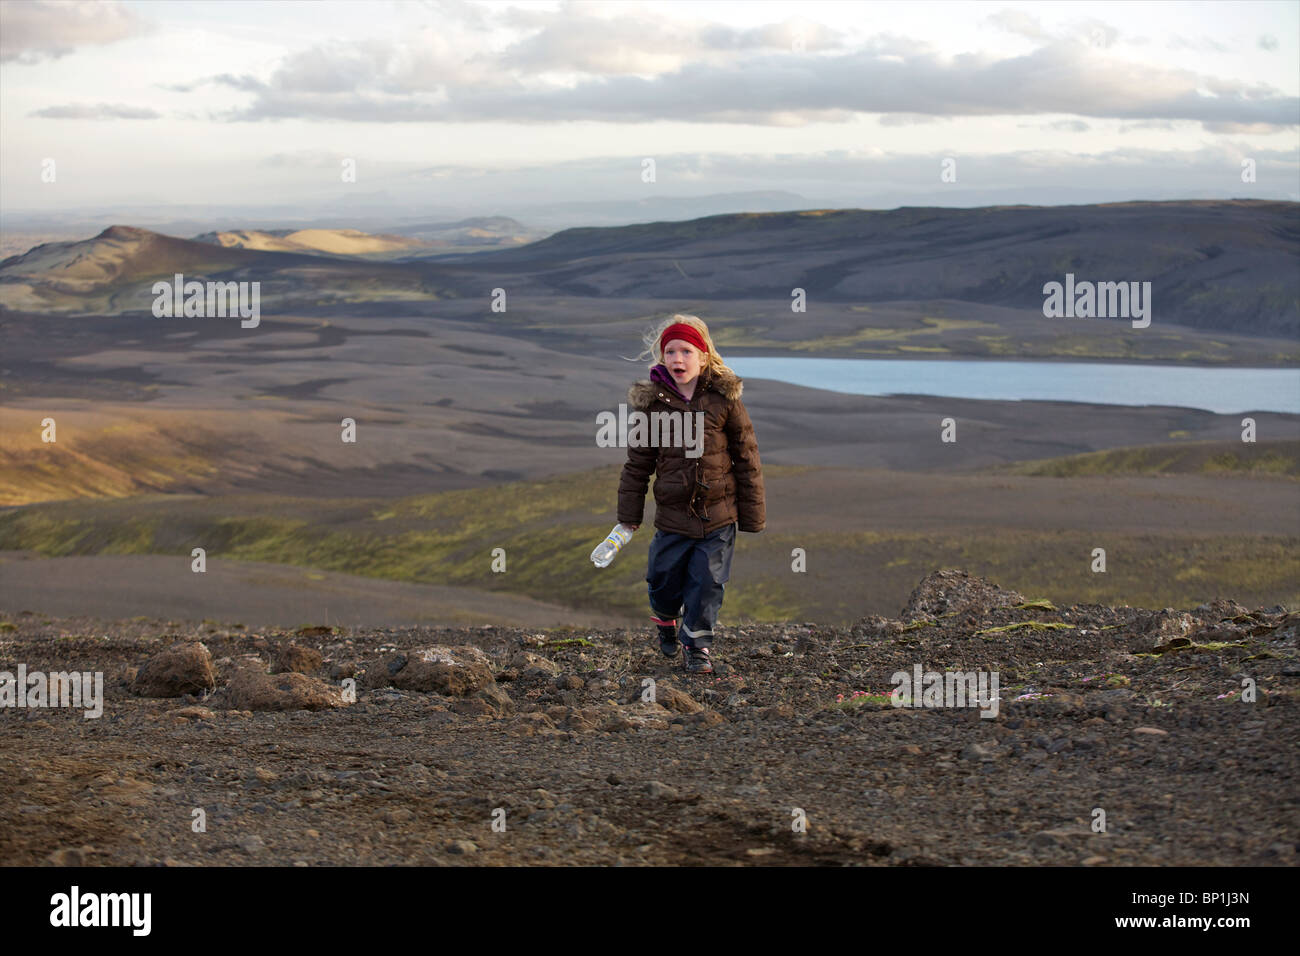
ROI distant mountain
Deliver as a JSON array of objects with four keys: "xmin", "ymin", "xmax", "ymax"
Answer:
[
  {"xmin": 0, "ymin": 225, "xmax": 449, "ymax": 314},
  {"xmin": 504, "ymin": 190, "xmax": 822, "ymax": 229},
  {"xmin": 442, "ymin": 200, "xmax": 1299, "ymax": 337},
  {"xmin": 384, "ymin": 214, "xmax": 527, "ymax": 238},
  {"xmin": 191, "ymin": 221, "xmax": 545, "ymax": 258},
  {"xmin": 373, "ymin": 216, "xmax": 550, "ymax": 257},
  {"xmin": 3, "ymin": 202, "xmax": 1295, "ymax": 336},
  {"xmin": 192, "ymin": 228, "xmax": 435, "ymax": 258}
]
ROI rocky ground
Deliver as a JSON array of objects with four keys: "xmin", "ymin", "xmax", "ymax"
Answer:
[{"xmin": 2, "ymin": 570, "xmax": 1297, "ymax": 867}]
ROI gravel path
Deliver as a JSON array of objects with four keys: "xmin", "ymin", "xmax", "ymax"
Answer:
[{"xmin": 3, "ymin": 571, "xmax": 1296, "ymax": 867}]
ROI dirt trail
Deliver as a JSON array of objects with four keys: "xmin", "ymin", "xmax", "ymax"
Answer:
[{"xmin": 2, "ymin": 570, "xmax": 1297, "ymax": 867}]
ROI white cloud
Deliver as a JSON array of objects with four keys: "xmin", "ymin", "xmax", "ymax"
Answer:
[
  {"xmin": 1167, "ymin": 34, "xmax": 1229, "ymax": 53},
  {"xmin": 985, "ymin": 9, "xmax": 1050, "ymax": 42},
  {"xmin": 29, "ymin": 102, "xmax": 161, "ymax": 120},
  {"xmin": 0, "ymin": 0, "xmax": 152, "ymax": 64},
  {"xmin": 183, "ymin": 36, "xmax": 1297, "ymax": 132}
]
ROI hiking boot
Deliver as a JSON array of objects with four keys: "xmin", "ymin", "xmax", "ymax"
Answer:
[
  {"xmin": 651, "ymin": 616, "xmax": 679, "ymax": 657},
  {"xmin": 684, "ymin": 645, "xmax": 714, "ymax": 674}
]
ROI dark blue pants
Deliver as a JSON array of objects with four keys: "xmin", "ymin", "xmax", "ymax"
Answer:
[{"xmin": 646, "ymin": 522, "xmax": 736, "ymax": 650}]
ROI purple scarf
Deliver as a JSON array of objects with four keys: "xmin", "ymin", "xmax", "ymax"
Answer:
[{"xmin": 650, "ymin": 363, "xmax": 692, "ymax": 402}]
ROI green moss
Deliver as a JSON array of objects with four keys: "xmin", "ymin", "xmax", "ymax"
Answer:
[
  {"xmin": 1015, "ymin": 599, "xmax": 1057, "ymax": 611},
  {"xmin": 2, "ymin": 467, "xmax": 1297, "ymax": 624},
  {"xmin": 976, "ymin": 621, "xmax": 1076, "ymax": 636},
  {"xmin": 1002, "ymin": 440, "xmax": 1300, "ymax": 478}
]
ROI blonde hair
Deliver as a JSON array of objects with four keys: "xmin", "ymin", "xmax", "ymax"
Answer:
[{"xmin": 628, "ymin": 313, "xmax": 736, "ymax": 380}]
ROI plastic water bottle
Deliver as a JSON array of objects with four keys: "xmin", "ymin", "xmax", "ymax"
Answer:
[{"xmin": 591, "ymin": 523, "xmax": 635, "ymax": 568}]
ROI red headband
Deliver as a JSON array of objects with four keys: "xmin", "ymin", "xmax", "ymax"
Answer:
[{"xmin": 659, "ymin": 323, "xmax": 709, "ymax": 357}]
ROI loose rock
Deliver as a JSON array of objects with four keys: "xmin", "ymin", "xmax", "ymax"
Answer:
[
  {"xmin": 272, "ymin": 643, "xmax": 324, "ymax": 675},
  {"xmin": 131, "ymin": 641, "xmax": 216, "ymax": 697},
  {"xmin": 226, "ymin": 666, "xmax": 346, "ymax": 711},
  {"xmin": 364, "ymin": 646, "xmax": 494, "ymax": 696}
]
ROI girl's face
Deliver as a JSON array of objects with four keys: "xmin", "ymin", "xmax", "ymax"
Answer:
[{"xmin": 663, "ymin": 339, "xmax": 703, "ymax": 386}]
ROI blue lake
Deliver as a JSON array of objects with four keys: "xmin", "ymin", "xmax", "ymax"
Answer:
[{"xmin": 725, "ymin": 358, "xmax": 1300, "ymax": 415}]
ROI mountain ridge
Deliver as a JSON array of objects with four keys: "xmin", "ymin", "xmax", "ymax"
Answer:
[{"xmin": 2, "ymin": 201, "xmax": 1295, "ymax": 335}]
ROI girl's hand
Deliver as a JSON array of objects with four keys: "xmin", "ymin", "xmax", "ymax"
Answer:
[{"xmin": 624, "ymin": 523, "xmax": 639, "ymax": 531}]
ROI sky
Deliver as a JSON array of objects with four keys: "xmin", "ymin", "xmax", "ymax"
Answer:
[{"xmin": 1, "ymin": 0, "xmax": 1297, "ymax": 221}]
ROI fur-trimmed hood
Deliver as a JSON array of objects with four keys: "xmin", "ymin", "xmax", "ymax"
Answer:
[{"xmin": 627, "ymin": 362, "xmax": 744, "ymax": 410}]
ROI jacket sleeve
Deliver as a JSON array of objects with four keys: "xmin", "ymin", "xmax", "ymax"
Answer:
[
  {"xmin": 617, "ymin": 440, "xmax": 657, "ymax": 526},
  {"xmin": 725, "ymin": 397, "xmax": 765, "ymax": 532}
]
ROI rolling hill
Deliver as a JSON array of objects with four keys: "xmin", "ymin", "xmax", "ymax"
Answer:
[
  {"xmin": 0, "ymin": 225, "xmax": 453, "ymax": 314},
  {"xmin": 192, "ymin": 228, "xmax": 436, "ymax": 257},
  {"xmin": 2, "ymin": 202, "xmax": 1296, "ymax": 337},
  {"xmin": 441, "ymin": 200, "xmax": 1300, "ymax": 337}
]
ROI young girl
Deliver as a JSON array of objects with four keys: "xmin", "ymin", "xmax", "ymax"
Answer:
[{"xmin": 616, "ymin": 314, "xmax": 765, "ymax": 674}]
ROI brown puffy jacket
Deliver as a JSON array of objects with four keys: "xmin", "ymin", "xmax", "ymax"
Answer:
[{"xmin": 617, "ymin": 363, "xmax": 765, "ymax": 537}]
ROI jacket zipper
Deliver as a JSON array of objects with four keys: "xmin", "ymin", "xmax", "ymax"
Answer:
[{"xmin": 655, "ymin": 387, "xmax": 707, "ymax": 524}]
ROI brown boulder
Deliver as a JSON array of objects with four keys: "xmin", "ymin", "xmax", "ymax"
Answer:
[
  {"xmin": 655, "ymin": 684, "xmax": 704, "ymax": 715},
  {"xmin": 615, "ymin": 700, "xmax": 672, "ymax": 730},
  {"xmin": 226, "ymin": 666, "xmax": 345, "ymax": 711},
  {"xmin": 477, "ymin": 681, "xmax": 515, "ymax": 715},
  {"xmin": 1144, "ymin": 609, "xmax": 1196, "ymax": 642},
  {"xmin": 509, "ymin": 651, "xmax": 561, "ymax": 677},
  {"xmin": 363, "ymin": 646, "xmax": 494, "ymax": 696},
  {"xmin": 271, "ymin": 643, "xmax": 324, "ymax": 675},
  {"xmin": 451, "ymin": 682, "xmax": 515, "ymax": 718},
  {"xmin": 901, "ymin": 569, "xmax": 1025, "ymax": 621},
  {"xmin": 549, "ymin": 706, "xmax": 605, "ymax": 733},
  {"xmin": 1194, "ymin": 598, "xmax": 1250, "ymax": 620},
  {"xmin": 131, "ymin": 641, "xmax": 216, "ymax": 697}
]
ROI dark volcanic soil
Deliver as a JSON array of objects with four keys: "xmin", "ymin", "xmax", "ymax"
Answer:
[{"xmin": 2, "ymin": 570, "xmax": 1297, "ymax": 867}]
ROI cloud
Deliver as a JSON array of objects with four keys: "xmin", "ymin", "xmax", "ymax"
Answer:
[
  {"xmin": 1258, "ymin": 35, "xmax": 1279, "ymax": 52},
  {"xmin": 1074, "ymin": 18, "xmax": 1119, "ymax": 49},
  {"xmin": 986, "ymin": 10, "xmax": 1051, "ymax": 42},
  {"xmin": 1027, "ymin": 119, "xmax": 1091, "ymax": 132},
  {"xmin": 193, "ymin": 40, "xmax": 1298, "ymax": 132},
  {"xmin": 159, "ymin": 4, "xmax": 1296, "ymax": 132},
  {"xmin": 258, "ymin": 151, "xmax": 355, "ymax": 169},
  {"xmin": 161, "ymin": 73, "xmax": 267, "ymax": 94},
  {"xmin": 879, "ymin": 113, "xmax": 943, "ymax": 127},
  {"xmin": 0, "ymin": 0, "xmax": 151, "ymax": 64},
  {"xmin": 1119, "ymin": 119, "xmax": 1179, "ymax": 133},
  {"xmin": 29, "ymin": 102, "xmax": 161, "ymax": 120},
  {"xmin": 1167, "ymin": 34, "xmax": 1229, "ymax": 53},
  {"xmin": 1202, "ymin": 121, "xmax": 1291, "ymax": 134},
  {"xmin": 987, "ymin": 10, "xmax": 1117, "ymax": 49},
  {"xmin": 417, "ymin": 0, "xmax": 494, "ymax": 31},
  {"xmin": 493, "ymin": 6, "xmax": 843, "ymax": 74}
]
